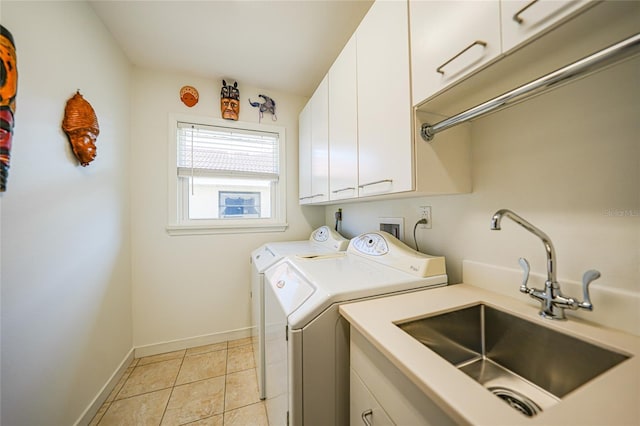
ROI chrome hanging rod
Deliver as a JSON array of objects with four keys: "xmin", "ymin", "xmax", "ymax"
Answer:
[{"xmin": 421, "ymin": 33, "xmax": 640, "ymax": 142}]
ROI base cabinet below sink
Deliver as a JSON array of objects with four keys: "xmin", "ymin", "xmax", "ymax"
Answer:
[
  {"xmin": 350, "ymin": 327, "xmax": 455, "ymax": 426},
  {"xmin": 350, "ymin": 369, "xmax": 393, "ymax": 426}
]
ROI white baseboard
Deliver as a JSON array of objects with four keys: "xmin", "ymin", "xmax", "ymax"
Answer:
[
  {"xmin": 133, "ymin": 326, "xmax": 253, "ymax": 358},
  {"xmin": 74, "ymin": 347, "xmax": 135, "ymax": 426},
  {"xmin": 74, "ymin": 326, "xmax": 254, "ymax": 425}
]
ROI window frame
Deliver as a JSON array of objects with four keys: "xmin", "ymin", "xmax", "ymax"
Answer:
[{"xmin": 167, "ymin": 113, "xmax": 288, "ymax": 235}]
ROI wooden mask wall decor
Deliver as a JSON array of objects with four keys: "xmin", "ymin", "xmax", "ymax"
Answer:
[
  {"xmin": 62, "ymin": 91, "xmax": 99, "ymax": 167},
  {"xmin": 1, "ymin": 25, "xmax": 18, "ymax": 192},
  {"xmin": 220, "ymin": 80, "xmax": 240, "ymax": 120},
  {"xmin": 180, "ymin": 85, "xmax": 199, "ymax": 107}
]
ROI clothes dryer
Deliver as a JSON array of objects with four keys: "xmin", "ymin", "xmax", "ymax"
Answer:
[
  {"xmin": 251, "ymin": 226, "xmax": 348, "ymax": 399},
  {"xmin": 263, "ymin": 231, "xmax": 447, "ymax": 426}
]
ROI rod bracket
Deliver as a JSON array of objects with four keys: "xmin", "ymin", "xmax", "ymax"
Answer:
[{"xmin": 420, "ymin": 123, "xmax": 435, "ymax": 142}]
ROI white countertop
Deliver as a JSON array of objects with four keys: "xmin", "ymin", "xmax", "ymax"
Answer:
[{"xmin": 339, "ymin": 284, "xmax": 640, "ymax": 425}]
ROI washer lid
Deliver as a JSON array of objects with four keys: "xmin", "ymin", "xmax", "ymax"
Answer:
[
  {"xmin": 251, "ymin": 245, "xmax": 280, "ymax": 272},
  {"xmin": 279, "ymin": 252, "xmax": 447, "ymax": 329},
  {"xmin": 252, "ymin": 240, "xmax": 337, "ymax": 273},
  {"xmin": 265, "ymin": 260, "xmax": 316, "ymax": 316},
  {"xmin": 310, "ymin": 226, "xmax": 349, "ymax": 251}
]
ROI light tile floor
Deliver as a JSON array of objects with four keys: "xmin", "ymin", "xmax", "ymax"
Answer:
[{"xmin": 90, "ymin": 337, "xmax": 268, "ymax": 426}]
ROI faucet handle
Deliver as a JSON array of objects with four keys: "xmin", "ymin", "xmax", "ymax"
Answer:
[
  {"xmin": 578, "ymin": 269, "xmax": 600, "ymax": 311},
  {"xmin": 518, "ymin": 257, "xmax": 531, "ymax": 293}
]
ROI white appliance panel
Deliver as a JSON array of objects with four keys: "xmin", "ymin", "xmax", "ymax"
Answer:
[
  {"xmin": 264, "ymin": 274, "xmax": 289, "ymax": 426},
  {"xmin": 250, "ymin": 259, "xmax": 265, "ymax": 389},
  {"xmin": 264, "ymin": 261, "xmax": 316, "ymax": 316},
  {"xmin": 263, "ymin": 231, "xmax": 448, "ymax": 426},
  {"xmin": 250, "ymin": 226, "xmax": 347, "ymax": 400},
  {"xmin": 284, "ymin": 252, "xmax": 447, "ymax": 329}
]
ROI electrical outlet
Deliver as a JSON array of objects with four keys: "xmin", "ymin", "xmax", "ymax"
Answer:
[{"xmin": 419, "ymin": 206, "xmax": 432, "ymax": 229}]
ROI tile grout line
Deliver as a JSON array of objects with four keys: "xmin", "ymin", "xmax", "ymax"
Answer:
[
  {"xmin": 91, "ymin": 339, "xmax": 258, "ymax": 425},
  {"xmin": 158, "ymin": 351, "xmax": 187, "ymax": 426},
  {"xmin": 94, "ymin": 358, "xmax": 138, "ymax": 425},
  {"xmin": 222, "ymin": 343, "xmax": 261, "ymax": 423},
  {"xmin": 223, "ymin": 342, "xmax": 231, "ymax": 420}
]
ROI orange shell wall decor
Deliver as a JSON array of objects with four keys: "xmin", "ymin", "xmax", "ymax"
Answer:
[
  {"xmin": 180, "ymin": 85, "xmax": 199, "ymax": 107},
  {"xmin": 62, "ymin": 91, "xmax": 99, "ymax": 167}
]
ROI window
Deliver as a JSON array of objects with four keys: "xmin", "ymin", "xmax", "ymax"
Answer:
[
  {"xmin": 167, "ymin": 115, "xmax": 287, "ymax": 235},
  {"xmin": 218, "ymin": 191, "xmax": 260, "ymax": 218}
]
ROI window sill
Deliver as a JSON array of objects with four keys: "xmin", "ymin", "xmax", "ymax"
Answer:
[{"xmin": 166, "ymin": 222, "xmax": 289, "ymax": 236}]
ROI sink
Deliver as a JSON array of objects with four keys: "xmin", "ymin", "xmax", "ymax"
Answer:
[{"xmin": 397, "ymin": 304, "xmax": 630, "ymax": 417}]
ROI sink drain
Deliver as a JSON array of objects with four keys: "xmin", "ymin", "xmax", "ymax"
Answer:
[{"xmin": 488, "ymin": 386, "xmax": 542, "ymax": 417}]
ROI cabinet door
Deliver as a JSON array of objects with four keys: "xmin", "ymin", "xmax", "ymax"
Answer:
[
  {"xmin": 329, "ymin": 36, "xmax": 358, "ymax": 201},
  {"xmin": 311, "ymin": 76, "xmax": 329, "ymax": 203},
  {"xmin": 350, "ymin": 368, "xmax": 394, "ymax": 426},
  {"xmin": 357, "ymin": 0, "xmax": 413, "ymax": 197},
  {"xmin": 501, "ymin": 0, "xmax": 592, "ymax": 52},
  {"xmin": 298, "ymin": 101, "xmax": 312, "ymax": 205},
  {"xmin": 410, "ymin": 0, "xmax": 501, "ymax": 105}
]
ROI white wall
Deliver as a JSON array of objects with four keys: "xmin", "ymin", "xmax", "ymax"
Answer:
[
  {"xmin": 0, "ymin": 2, "xmax": 133, "ymax": 425},
  {"xmin": 326, "ymin": 56, "xmax": 639, "ymax": 332},
  {"xmin": 130, "ymin": 68, "xmax": 324, "ymax": 351},
  {"xmin": 2, "ymin": 1, "xmax": 634, "ymax": 423}
]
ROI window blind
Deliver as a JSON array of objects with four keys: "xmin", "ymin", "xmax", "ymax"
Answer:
[{"xmin": 177, "ymin": 122, "xmax": 279, "ymax": 180}]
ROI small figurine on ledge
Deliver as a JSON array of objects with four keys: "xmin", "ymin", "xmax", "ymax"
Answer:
[
  {"xmin": 249, "ymin": 94, "xmax": 277, "ymax": 123},
  {"xmin": 62, "ymin": 91, "xmax": 99, "ymax": 167},
  {"xmin": 220, "ymin": 80, "xmax": 240, "ymax": 121}
]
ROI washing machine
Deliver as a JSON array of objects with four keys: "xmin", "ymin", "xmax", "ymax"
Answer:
[
  {"xmin": 263, "ymin": 231, "xmax": 448, "ymax": 426},
  {"xmin": 251, "ymin": 226, "xmax": 348, "ymax": 399}
]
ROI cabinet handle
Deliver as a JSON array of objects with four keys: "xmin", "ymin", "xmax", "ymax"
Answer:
[
  {"xmin": 331, "ymin": 187, "xmax": 356, "ymax": 194},
  {"xmin": 361, "ymin": 409, "xmax": 373, "ymax": 426},
  {"xmin": 513, "ymin": 0, "xmax": 539, "ymax": 24},
  {"xmin": 299, "ymin": 194, "xmax": 325, "ymax": 201},
  {"xmin": 436, "ymin": 40, "xmax": 487, "ymax": 75},
  {"xmin": 358, "ymin": 179, "xmax": 393, "ymax": 188}
]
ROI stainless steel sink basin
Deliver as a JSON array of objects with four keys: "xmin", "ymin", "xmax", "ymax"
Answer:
[{"xmin": 397, "ymin": 304, "xmax": 630, "ymax": 417}]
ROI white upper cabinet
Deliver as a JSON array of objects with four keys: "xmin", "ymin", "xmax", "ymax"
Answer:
[
  {"xmin": 410, "ymin": 0, "xmax": 502, "ymax": 106},
  {"xmin": 328, "ymin": 36, "xmax": 359, "ymax": 201},
  {"xmin": 410, "ymin": 0, "xmax": 596, "ymax": 106},
  {"xmin": 298, "ymin": 101, "xmax": 312, "ymax": 204},
  {"xmin": 501, "ymin": 0, "xmax": 593, "ymax": 52},
  {"xmin": 298, "ymin": 76, "xmax": 329, "ymax": 204},
  {"xmin": 357, "ymin": 0, "xmax": 413, "ymax": 197},
  {"xmin": 311, "ymin": 76, "xmax": 329, "ymax": 203}
]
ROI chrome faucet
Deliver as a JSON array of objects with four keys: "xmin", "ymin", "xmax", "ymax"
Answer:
[{"xmin": 490, "ymin": 209, "xmax": 600, "ymax": 320}]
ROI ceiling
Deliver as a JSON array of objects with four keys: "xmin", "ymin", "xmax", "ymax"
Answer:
[{"xmin": 89, "ymin": 0, "xmax": 374, "ymax": 98}]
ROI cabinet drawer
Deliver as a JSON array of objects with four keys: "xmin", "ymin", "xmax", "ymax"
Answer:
[
  {"xmin": 350, "ymin": 368, "xmax": 394, "ymax": 426},
  {"xmin": 501, "ymin": 0, "xmax": 593, "ymax": 52},
  {"xmin": 410, "ymin": 0, "xmax": 502, "ymax": 105},
  {"xmin": 350, "ymin": 328, "xmax": 456, "ymax": 425}
]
